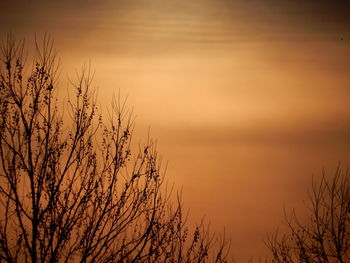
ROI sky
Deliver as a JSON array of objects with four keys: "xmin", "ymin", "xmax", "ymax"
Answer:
[{"xmin": 1, "ymin": 0, "xmax": 350, "ymax": 261}]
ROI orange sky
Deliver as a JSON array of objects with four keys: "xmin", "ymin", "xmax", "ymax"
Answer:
[{"xmin": 1, "ymin": 0, "xmax": 350, "ymax": 261}]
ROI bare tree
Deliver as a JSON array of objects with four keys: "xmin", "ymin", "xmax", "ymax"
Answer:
[
  {"xmin": 0, "ymin": 34, "xmax": 230, "ymax": 263},
  {"xmin": 266, "ymin": 166, "xmax": 350, "ymax": 263}
]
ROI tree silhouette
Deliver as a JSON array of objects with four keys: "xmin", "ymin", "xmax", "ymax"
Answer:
[
  {"xmin": 0, "ymin": 34, "xmax": 230, "ymax": 263},
  {"xmin": 267, "ymin": 167, "xmax": 350, "ymax": 263}
]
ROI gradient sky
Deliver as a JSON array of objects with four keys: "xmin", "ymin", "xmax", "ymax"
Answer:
[{"xmin": 1, "ymin": 0, "xmax": 350, "ymax": 261}]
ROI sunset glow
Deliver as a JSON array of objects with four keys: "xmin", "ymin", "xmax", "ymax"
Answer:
[{"xmin": 1, "ymin": 0, "xmax": 350, "ymax": 261}]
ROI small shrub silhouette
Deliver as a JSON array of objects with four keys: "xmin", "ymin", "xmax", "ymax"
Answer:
[{"xmin": 267, "ymin": 167, "xmax": 350, "ymax": 263}]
